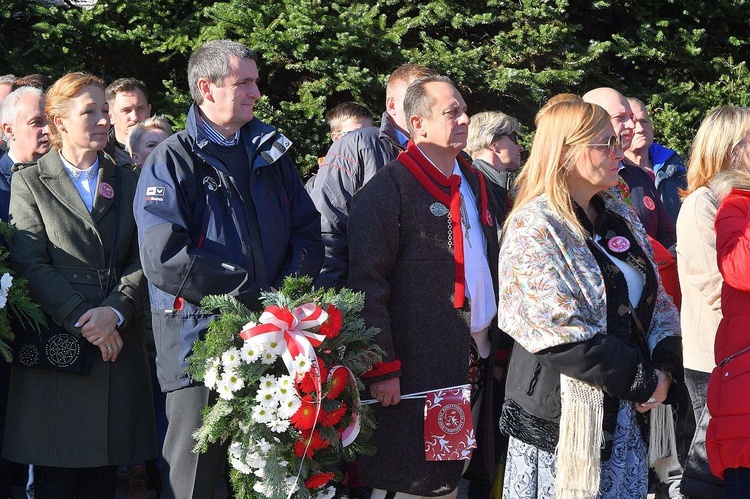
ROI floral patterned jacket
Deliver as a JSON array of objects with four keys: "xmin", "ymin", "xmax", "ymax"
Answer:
[{"xmin": 498, "ymin": 191, "xmax": 680, "ymax": 354}]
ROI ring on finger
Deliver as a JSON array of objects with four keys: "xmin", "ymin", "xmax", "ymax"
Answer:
[
  {"xmin": 647, "ymin": 397, "xmax": 657, "ymax": 403},
  {"xmin": 107, "ymin": 345, "xmax": 113, "ymax": 350}
]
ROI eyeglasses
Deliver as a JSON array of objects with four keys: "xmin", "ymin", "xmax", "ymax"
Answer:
[
  {"xmin": 495, "ymin": 131, "xmax": 520, "ymax": 144},
  {"xmin": 588, "ymin": 135, "xmax": 623, "ymax": 158}
]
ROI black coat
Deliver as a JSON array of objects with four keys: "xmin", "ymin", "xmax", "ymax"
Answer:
[{"xmin": 349, "ymin": 148, "xmax": 500, "ymax": 495}]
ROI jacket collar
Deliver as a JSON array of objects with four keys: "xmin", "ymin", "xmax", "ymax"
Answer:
[
  {"xmin": 37, "ymin": 149, "xmax": 116, "ymax": 225},
  {"xmin": 186, "ymin": 104, "xmax": 293, "ymax": 174}
]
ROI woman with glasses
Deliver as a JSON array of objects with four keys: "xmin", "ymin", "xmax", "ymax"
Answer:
[
  {"xmin": 466, "ymin": 110, "xmax": 524, "ymax": 224},
  {"xmin": 3, "ymin": 72, "xmax": 156, "ymax": 498},
  {"xmin": 497, "ymin": 98, "xmax": 682, "ymax": 498}
]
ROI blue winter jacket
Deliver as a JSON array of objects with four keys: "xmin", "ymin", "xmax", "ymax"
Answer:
[{"xmin": 133, "ymin": 105, "xmax": 323, "ymax": 391}]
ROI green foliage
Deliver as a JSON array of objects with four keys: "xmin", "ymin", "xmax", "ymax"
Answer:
[
  {"xmin": 0, "ymin": 222, "xmax": 46, "ymax": 362},
  {"xmin": 2, "ymin": 0, "xmax": 749, "ymax": 168},
  {"xmin": 186, "ymin": 275, "xmax": 382, "ymax": 498}
]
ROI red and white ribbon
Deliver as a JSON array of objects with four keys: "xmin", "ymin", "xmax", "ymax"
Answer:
[{"xmin": 240, "ymin": 303, "xmax": 328, "ymax": 393}]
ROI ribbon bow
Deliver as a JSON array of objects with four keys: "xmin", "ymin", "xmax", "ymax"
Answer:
[{"xmin": 240, "ymin": 304, "xmax": 328, "ymax": 391}]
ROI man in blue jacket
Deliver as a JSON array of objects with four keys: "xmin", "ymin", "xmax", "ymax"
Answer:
[
  {"xmin": 133, "ymin": 40, "xmax": 323, "ymax": 499},
  {"xmin": 625, "ymin": 97, "xmax": 687, "ymax": 225}
]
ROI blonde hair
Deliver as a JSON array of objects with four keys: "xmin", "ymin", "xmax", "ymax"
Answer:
[
  {"xmin": 683, "ymin": 106, "xmax": 750, "ymax": 197},
  {"xmin": 505, "ymin": 99, "xmax": 611, "ymax": 239},
  {"xmin": 45, "ymin": 72, "xmax": 104, "ymax": 150}
]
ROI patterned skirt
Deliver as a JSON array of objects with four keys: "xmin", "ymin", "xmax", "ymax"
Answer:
[{"xmin": 502, "ymin": 400, "xmax": 649, "ymax": 498}]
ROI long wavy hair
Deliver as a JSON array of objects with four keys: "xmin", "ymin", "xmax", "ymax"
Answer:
[
  {"xmin": 505, "ymin": 99, "xmax": 611, "ymax": 239},
  {"xmin": 683, "ymin": 106, "xmax": 750, "ymax": 198}
]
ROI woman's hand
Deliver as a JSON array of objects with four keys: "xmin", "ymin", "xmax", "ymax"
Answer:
[
  {"xmin": 636, "ymin": 369, "xmax": 672, "ymax": 413},
  {"xmin": 78, "ymin": 306, "xmax": 122, "ymax": 361}
]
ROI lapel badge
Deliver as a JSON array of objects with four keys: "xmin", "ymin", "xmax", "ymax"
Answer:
[
  {"xmin": 203, "ymin": 176, "xmax": 218, "ymax": 192},
  {"xmin": 99, "ymin": 182, "xmax": 114, "ymax": 199},
  {"xmin": 608, "ymin": 235, "xmax": 630, "ymax": 253}
]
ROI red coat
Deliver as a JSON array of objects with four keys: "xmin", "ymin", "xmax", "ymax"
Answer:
[{"xmin": 707, "ymin": 187, "xmax": 750, "ymax": 478}]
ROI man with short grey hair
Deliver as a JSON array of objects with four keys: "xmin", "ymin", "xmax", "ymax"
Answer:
[
  {"xmin": 349, "ymin": 75, "xmax": 499, "ymax": 498},
  {"xmin": 0, "ymin": 86, "xmax": 50, "ymax": 220},
  {"xmin": 134, "ymin": 39, "xmax": 323, "ymax": 498}
]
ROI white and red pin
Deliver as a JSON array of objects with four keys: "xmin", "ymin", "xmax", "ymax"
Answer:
[
  {"xmin": 485, "ymin": 209, "xmax": 493, "ymax": 227},
  {"xmin": 643, "ymin": 196, "xmax": 655, "ymax": 211},
  {"xmin": 608, "ymin": 236, "xmax": 630, "ymax": 253},
  {"xmin": 99, "ymin": 182, "xmax": 114, "ymax": 199}
]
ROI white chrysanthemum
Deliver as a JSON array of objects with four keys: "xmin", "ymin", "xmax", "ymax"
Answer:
[
  {"xmin": 238, "ymin": 421, "xmax": 250, "ymax": 433},
  {"xmin": 258, "ymin": 374, "xmax": 277, "ymax": 390},
  {"xmin": 266, "ymin": 338, "xmax": 286, "ymax": 356},
  {"xmin": 230, "ymin": 456, "xmax": 252, "ymax": 474},
  {"xmin": 228, "ymin": 441, "xmax": 244, "ymax": 459},
  {"xmin": 221, "ymin": 369, "xmax": 245, "ymax": 393},
  {"xmin": 277, "ymin": 375, "xmax": 293, "ymax": 389},
  {"xmin": 251, "ymin": 404, "xmax": 275, "ymax": 424},
  {"xmin": 314, "ymin": 486, "xmax": 337, "ymax": 499},
  {"xmin": 278, "ymin": 460, "xmax": 288, "ymax": 468},
  {"xmin": 276, "ymin": 396, "xmax": 302, "ymax": 419},
  {"xmin": 204, "ymin": 368, "xmax": 219, "ymax": 390},
  {"xmin": 256, "ymin": 438, "xmax": 272, "ymax": 453},
  {"xmin": 0, "ymin": 294, "xmax": 8, "ymax": 309},
  {"xmin": 216, "ymin": 378, "xmax": 235, "ymax": 401},
  {"xmin": 0, "ymin": 273, "xmax": 12, "ymax": 293},
  {"xmin": 291, "ymin": 354, "xmax": 312, "ymax": 374},
  {"xmin": 240, "ymin": 342, "xmax": 261, "ymax": 363},
  {"xmin": 268, "ymin": 418, "xmax": 291, "ymax": 433},
  {"xmin": 259, "ymin": 351, "xmax": 277, "ymax": 365},
  {"xmin": 255, "ymin": 386, "xmax": 278, "ymax": 407},
  {"xmin": 246, "ymin": 450, "xmax": 265, "ymax": 469},
  {"xmin": 221, "ymin": 347, "xmax": 241, "ymax": 369}
]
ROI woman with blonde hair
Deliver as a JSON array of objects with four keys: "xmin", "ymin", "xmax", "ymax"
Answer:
[
  {"xmin": 3, "ymin": 72, "xmax": 155, "ymax": 497},
  {"xmin": 677, "ymin": 106, "xmax": 750, "ymax": 497},
  {"xmin": 498, "ymin": 99, "xmax": 682, "ymax": 498}
]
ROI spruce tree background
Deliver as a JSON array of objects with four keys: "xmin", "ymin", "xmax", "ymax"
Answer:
[{"xmin": 2, "ymin": 0, "xmax": 749, "ymax": 176}]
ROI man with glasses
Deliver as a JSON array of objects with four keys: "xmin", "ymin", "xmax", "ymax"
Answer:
[
  {"xmin": 625, "ymin": 97, "xmax": 687, "ymax": 225},
  {"xmin": 465, "ymin": 110, "xmax": 523, "ymax": 224},
  {"xmin": 583, "ymin": 87, "xmax": 676, "ymax": 250},
  {"xmin": 584, "ymin": 87, "xmax": 687, "ymax": 499}
]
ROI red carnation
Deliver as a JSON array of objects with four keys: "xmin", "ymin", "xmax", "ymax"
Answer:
[
  {"xmin": 319, "ymin": 304, "xmax": 343, "ymax": 339},
  {"xmin": 326, "ymin": 366, "xmax": 349, "ymax": 400},
  {"xmin": 305, "ymin": 471, "xmax": 335, "ymax": 489},
  {"xmin": 290, "ymin": 398, "xmax": 317, "ymax": 430},
  {"xmin": 320, "ymin": 402, "xmax": 347, "ymax": 427}
]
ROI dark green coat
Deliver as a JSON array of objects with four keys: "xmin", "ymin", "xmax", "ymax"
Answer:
[{"xmin": 2, "ymin": 150, "xmax": 156, "ymax": 467}]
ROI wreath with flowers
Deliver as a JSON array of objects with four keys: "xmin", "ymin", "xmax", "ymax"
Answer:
[
  {"xmin": 186, "ymin": 276, "xmax": 383, "ymax": 499},
  {"xmin": 0, "ymin": 221, "xmax": 46, "ymax": 362}
]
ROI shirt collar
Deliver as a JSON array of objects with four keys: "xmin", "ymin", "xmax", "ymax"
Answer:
[
  {"xmin": 198, "ymin": 114, "xmax": 240, "ymax": 146},
  {"xmin": 60, "ymin": 153, "xmax": 99, "ymax": 181}
]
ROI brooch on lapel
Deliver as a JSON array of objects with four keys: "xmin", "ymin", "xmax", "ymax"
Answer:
[{"xmin": 430, "ymin": 202, "xmax": 449, "ymax": 217}]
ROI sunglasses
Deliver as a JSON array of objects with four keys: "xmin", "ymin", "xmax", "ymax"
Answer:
[
  {"xmin": 496, "ymin": 131, "xmax": 520, "ymax": 144},
  {"xmin": 588, "ymin": 135, "xmax": 623, "ymax": 158}
]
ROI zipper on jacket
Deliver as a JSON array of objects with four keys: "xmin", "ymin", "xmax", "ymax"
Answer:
[{"xmin": 719, "ymin": 344, "xmax": 750, "ymax": 367}]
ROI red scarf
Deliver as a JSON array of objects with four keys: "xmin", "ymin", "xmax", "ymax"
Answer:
[{"xmin": 397, "ymin": 141, "xmax": 492, "ymax": 308}]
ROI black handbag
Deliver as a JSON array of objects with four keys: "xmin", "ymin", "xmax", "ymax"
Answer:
[
  {"xmin": 13, "ymin": 320, "xmax": 98, "ymax": 374},
  {"xmin": 13, "ymin": 166, "xmax": 121, "ymax": 375}
]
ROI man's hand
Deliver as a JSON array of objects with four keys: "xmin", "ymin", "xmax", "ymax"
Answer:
[{"xmin": 370, "ymin": 378, "xmax": 401, "ymax": 406}]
